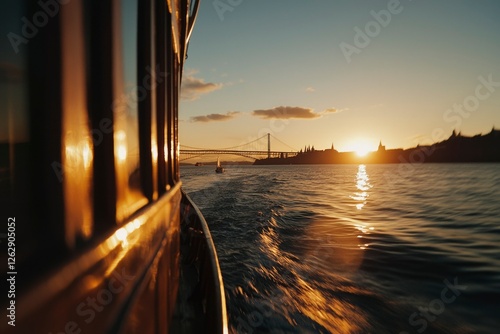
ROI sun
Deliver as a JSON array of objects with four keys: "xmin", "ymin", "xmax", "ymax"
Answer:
[
  {"xmin": 351, "ymin": 141, "xmax": 372, "ymax": 157},
  {"xmin": 355, "ymin": 147, "xmax": 369, "ymax": 157}
]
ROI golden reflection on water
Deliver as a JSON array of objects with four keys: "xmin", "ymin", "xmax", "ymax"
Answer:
[
  {"xmin": 350, "ymin": 164, "xmax": 372, "ymax": 210},
  {"xmin": 290, "ymin": 221, "xmax": 372, "ymax": 332},
  {"xmin": 258, "ymin": 215, "xmax": 374, "ymax": 333},
  {"xmin": 253, "ymin": 165, "xmax": 382, "ymax": 332},
  {"xmin": 282, "ymin": 276, "xmax": 371, "ymax": 333},
  {"xmin": 355, "ymin": 224, "xmax": 374, "ymax": 250},
  {"xmin": 350, "ymin": 165, "xmax": 375, "ymax": 250}
]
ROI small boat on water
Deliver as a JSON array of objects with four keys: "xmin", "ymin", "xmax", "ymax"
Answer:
[
  {"xmin": 195, "ymin": 162, "xmax": 204, "ymax": 166},
  {"xmin": 215, "ymin": 157, "xmax": 225, "ymax": 173}
]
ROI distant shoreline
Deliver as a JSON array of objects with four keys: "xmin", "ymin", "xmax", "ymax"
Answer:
[
  {"xmin": 181, "ymin": 161, "xmax": 254, "ymax": 166},
  {"xmin": 254, "ymin": 129, "xmax": 500, "ymax": 165}
]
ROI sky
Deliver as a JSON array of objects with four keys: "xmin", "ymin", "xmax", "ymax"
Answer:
[{"xmin": 180, "ymin": 0, "xmax": 500, "ymax": 154}]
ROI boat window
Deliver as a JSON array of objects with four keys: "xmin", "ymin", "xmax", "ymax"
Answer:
[
  {"xmin": 155, "ymin": 0, "xmax": 168, "ymax": 193},
  {"xmin": 60, "ymin": 0, "xmax": 94, "ymax": 247},
  {"xmin": 114, "ymin": 0, "xmax": 148, "ymax": 221},
  {"xmin": 0, "ymin": 1, "xmax": 31, "ymax": 258},
  {"xmin": 0, "ymin": 1, "xmax": 29, "ymax": 198}
]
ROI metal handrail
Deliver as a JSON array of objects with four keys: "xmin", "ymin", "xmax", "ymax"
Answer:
[
  {"xmin": 181, "ymin": 190, "xmax": 228, "ymax": 334},
  {"xmin": 186, "ymin": 0, "xmax": 201, "ymax": 43}
]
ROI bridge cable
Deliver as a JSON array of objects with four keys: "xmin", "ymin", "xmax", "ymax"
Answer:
[{"xmin": 270, "ymin": 134, "xmax": 298, "ymax": 152}]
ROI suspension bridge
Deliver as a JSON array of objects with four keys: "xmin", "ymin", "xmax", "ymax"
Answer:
[{"xmin": 180, "ymin": 133, "xmax": 299, "ymax": 161}]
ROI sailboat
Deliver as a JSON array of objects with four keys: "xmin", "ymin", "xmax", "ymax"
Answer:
[{"xmin": 215, "ymin": 156, "xmax": 225, "ymax": 173}]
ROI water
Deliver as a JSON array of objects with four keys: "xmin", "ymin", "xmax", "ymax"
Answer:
[{"xmin": 181, "ymin": 164, "xmax": 500, "ymax": 334}]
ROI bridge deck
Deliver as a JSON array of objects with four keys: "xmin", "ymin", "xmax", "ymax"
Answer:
[{"xmin": 180, "ymin": 149, "xmax": 298, "ymax": 161}]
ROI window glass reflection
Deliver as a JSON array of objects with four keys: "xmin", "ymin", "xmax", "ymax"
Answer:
[
  {"xmin": 122, "ymin": 0, "xmax": 141, "ymax": 192},
  {"xmin": 114, "ymin": 0, "xmax": 147, "ymax": 220},
  {"xmin": 0, "ymin": 1, "xmax": 29, "ymax": 210}
]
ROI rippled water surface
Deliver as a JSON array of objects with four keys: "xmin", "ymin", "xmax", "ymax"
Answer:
[{"xmin": 181, "ymin": 164, "xmax": 500, "ymax": 334}]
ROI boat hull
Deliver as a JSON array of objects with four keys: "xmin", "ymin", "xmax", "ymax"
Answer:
[{"xmin": 171, "ymin": 191, "xmax": 228, "ymax": 333}]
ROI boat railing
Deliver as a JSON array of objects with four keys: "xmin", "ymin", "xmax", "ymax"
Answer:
[
  {"xmin": 175, "ymin": 191, "xmax": 228, "ymax": 333},
  {"xmin": 187, "ymin": 0, "xmax": 201, "ymax": 43}
]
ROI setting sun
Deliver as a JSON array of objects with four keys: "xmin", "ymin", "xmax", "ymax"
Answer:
[
  {"xmin": 355, "ymin": 147, "xmax": 369, "ymax": 157},
  {"xmin": 349, "ymin": 141, "xmax": 373, "ymax": 157}
]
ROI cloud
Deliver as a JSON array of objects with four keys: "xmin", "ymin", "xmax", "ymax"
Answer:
[
  {"xmin": 181, "ymin": 75, "xmax": 222, "ymax": 100},
  {"xmin": 305, "ymin": 87, "xmax": 315, "ymax": 93},
  {"xmin": 323, "ymin": 107, "xmax": 348, "ymax": 114},
  {"xmin": 190, "ymin": 111, "xmax": 241, "ymax": 123},
  {"xmin": 252, "ymin": 106, "xmax": 321, "ymax": 120}
]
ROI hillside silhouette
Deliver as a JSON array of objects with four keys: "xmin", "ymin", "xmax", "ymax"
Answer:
[{"xmin": 254, "ymin": 128, "xmax": 500, "ymax": 165}]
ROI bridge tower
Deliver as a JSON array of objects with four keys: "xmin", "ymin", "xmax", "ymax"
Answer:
[{"xmin": 267, "ymin": 133, "xmax": 271, "ymax": 158}]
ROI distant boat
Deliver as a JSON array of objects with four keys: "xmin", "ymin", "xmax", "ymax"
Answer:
[
  {"xmin": 195, "ymin": 162, "xmax": 204, "ymax": 166},
  {"xmin": 215, "ymin": 157, "xmax": 225, "ymax": 173}
]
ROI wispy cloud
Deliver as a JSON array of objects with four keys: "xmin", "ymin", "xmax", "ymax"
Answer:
[
  {"xmin": 190, "ymin": 111, "xmax": 241, "ymax": 123},
  {"xmin": 252, "ymin": 106, "xmax": 321, "ymax": 120},
  {"xmin": 305, "ymin": 87, "xmax": 315, "ymax": 93},
  {"xmin": 181, "ymin": 74, "xmax": 222, "ymax": 100},
  {"xmin": 323, "ymin": 107, "xmax": 348, "ymax": 114}
]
